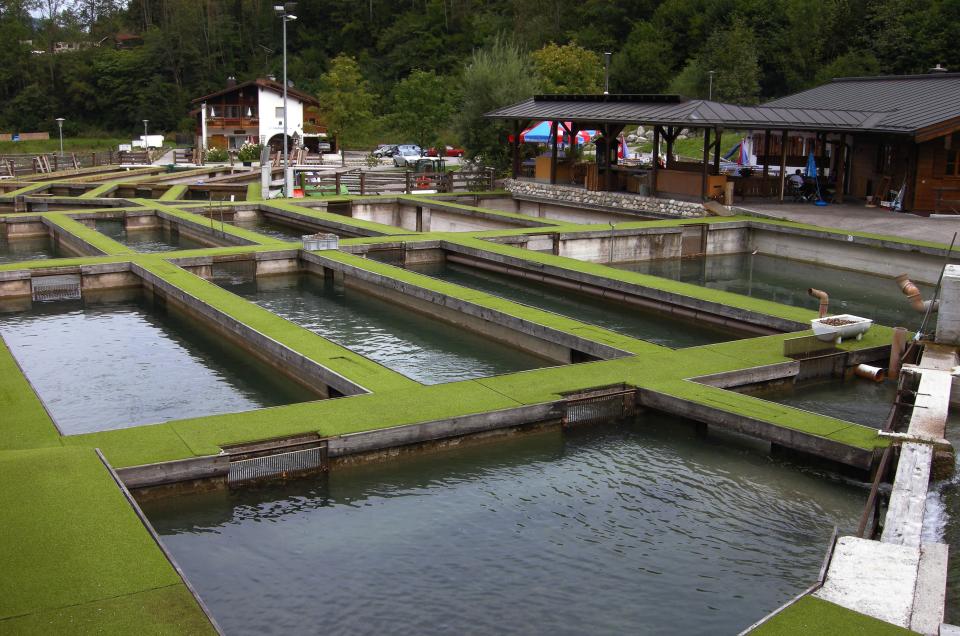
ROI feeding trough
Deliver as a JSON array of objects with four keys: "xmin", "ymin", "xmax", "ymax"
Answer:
[{"xmin": 811, "ymin": 314, "xmax": 873, "ymax": 344}]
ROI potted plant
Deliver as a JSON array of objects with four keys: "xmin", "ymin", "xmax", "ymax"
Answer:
[
  {"xmin": 205, "ymin": 147, "xmax": 229, "ymax": 163},
  {"xmin": 237, "ymin": 142, "xmax": 262, "ymax": 167}
]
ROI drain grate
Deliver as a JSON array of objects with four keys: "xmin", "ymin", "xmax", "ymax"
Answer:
[
  {"xmin": 226, "ymin": 441, "xmax": 328, "ymax": 487},
  {"xmin": 32, "ymin": 274, "xmax": 81, "ymax": 302},
  {"xmin": 562, "ymin": 386, "xmax": 637, "ymax": 426}
]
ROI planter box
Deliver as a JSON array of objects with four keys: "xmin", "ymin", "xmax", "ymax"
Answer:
[{"xmin": 811, "ymin": 314, "xmax": 873, "ymax": 343}]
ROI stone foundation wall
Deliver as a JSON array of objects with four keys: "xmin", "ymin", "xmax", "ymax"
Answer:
[{"xmin": 504, "ymin": 179, "xmax": 705, "ymax": 218}]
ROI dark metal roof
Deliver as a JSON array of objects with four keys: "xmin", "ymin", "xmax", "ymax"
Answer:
[
  {"xmin": 764, "ymin": 73, "xmax": 960, "ymax": 133},
  {"xmin": 486, "ymin": 94, "xmax": 882, "ymax": 133},
  {"xmin": 191, "ymin": 78, "xmax": 320, "ymax": 107}
]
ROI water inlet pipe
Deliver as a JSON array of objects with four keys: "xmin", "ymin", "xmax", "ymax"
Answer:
[
  {"xmin": 807, "ymin": 288, "xmax": 829, "ymax": 318},
  {"xmin": 853, "ymin": 364, "xmax": 886, "ymax": 382},
  {"xmin": 895, "ymin": 273, "xmax": 939, "ymax": 313}
]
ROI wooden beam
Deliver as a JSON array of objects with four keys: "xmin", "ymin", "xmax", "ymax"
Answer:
[
  {"xmin": 713, "ymin": 128, "xmax": 722, "ymax": 174},
  {"xmin": 665, "ymin": 126, "xmax": 675, "ymax": 169},
  {"xmin": 549, "ymin": 120, "xmax": 558, "ymax": 185},
  {"xmin": 834, "ymin": 134, "xmax": 847, "ymax": 204},
  {"xmin": 652, "ymin": 126, "xmax": 661, "ymax": 196},
  {"xmin": 778, "ymin": 129, "xmax": 788, "ymax": 202},
  {"xmin": 701, "ymin": 127, "xmax": 711, "ymax": 201},
  {"xmin": 511, "ymin": 120, "xmax": 520, "ymax": 179}
]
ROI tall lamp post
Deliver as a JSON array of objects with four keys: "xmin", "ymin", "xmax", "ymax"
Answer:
[
  {"xmin": 55, "ymin": 118, "xmax": 65, "ymax": 156},
  {"xmin": 275, "ymin": 3, "xmax": 297, "ymax": 196},
  {"xmin": 143, "ymin": 119, "xmax": 149, "ymax": 148},
  {"xmin": 708, "ymin": 70, "xmax": 715, "ymax": 101}
]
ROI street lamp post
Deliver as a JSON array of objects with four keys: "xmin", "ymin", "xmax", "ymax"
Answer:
[
  {"xmin": 275, "ymin": 3, "xmax": 297, "ymax": 196},
  {"xmin": 55, "ymin": 118, "xmax": 65, "ymax": 156},
  {"xmin": 708, "ymin": 70, "xmax": 715, "ymax": 101},
  {"xmin": 143, "ymin": 119, "xmax": 149, "ymax": 148},
  {"xmin": 603, "ymin": 52, "xmax": 612, "ymax": 95}
]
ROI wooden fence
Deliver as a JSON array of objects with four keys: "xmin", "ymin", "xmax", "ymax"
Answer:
[
  {"xmin": 0, "ymin": 150, "xmax": 155, "ymax": 177},
  {"xmin": 298, "ymin": 168, "xmax": 496, "ymax": 196}
]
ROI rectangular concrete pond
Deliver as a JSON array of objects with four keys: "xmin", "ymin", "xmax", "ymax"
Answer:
[
  {"xmin": 407, "ymin": 260, "xmax": 744, "ymax": 348},
  {"xmin": 94, "ymin": 218, "xmax": 217, "ymax": 252},
  {"xmin": 0, "ymin": 288, "xmax": 320, "ymax": 434},
  {"xmin": 616, "ymin": 253, "xmax": 931, "ymax": 329},
  {"xmin": 0, "ymin": 234, "xmax": 60, "ymax": 264},
  {"xmin": 740, "ymin": 377, "xmax": 897, "ymax": 429},
  {"xmin": 142, "ymin": 415, "xmax": 865, "ymax": 635},
  {"xmin": 228, "ymin": 216, "xmax": 305, "ymax": 242},
  {"xmin": 211, "ymin": 265, "xmax": 555, "ymax": 385}
]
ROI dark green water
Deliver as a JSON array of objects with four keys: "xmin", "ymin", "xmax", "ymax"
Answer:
[
  {"xmin": 229, "ymin": 216, "xmax": 305, "ymax": 242},
  {"xmin": 95, "ymin": 218, "xmax": 208, "ymax": 252},
  {"xmin": 743, "ymin": 377, "xmax": 897, "ymax": 429},
  {"xmin": 615, "ymin": 253, "xmax": 933, "ymax": 330},
  {"xmin": 407, "ymin": 261, "xmax": 739, "ymax": 348},
  {"xmin": 0, "ymin": 289, "xmax": 318, "ymax": 434},
  {"xmin": 143, "ymin": 415, "xmax": 865, "ymax": 635},
  {"xmin": 929, "ymin": 412, "xmax": 960, "ymax": 623},
  {"xmin": 0, "ymin": 234, "xmax": 59, "ymax": 263},
  {"xmin": 212, "ymin": 269, "xmax": 551, "ymax": 384}
]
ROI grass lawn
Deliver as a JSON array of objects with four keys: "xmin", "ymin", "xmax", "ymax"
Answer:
[{"xmin": 0, "ymin": 137, "xmax": 132, "ymax": 155}]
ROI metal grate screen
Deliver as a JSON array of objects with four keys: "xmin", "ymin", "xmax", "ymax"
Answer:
[
  {"xmin": 227, "ymin": 446, "xmax": 325, "ymax": 486},
  {"xmin": 31, "ymin": 274, "xmax": 81, "ymax": 302},
  {"xmin": 563, "ymin": 390, "xmax": 636, "ymax": 426}
]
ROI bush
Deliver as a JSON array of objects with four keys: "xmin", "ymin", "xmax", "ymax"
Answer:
[
  {"xmin": 205, "ymin": 147, "xmax": 228, "ymax": 162},
  {"xmin": 237, "ymin": 143, "xmax": 262, "ymax": 162}
]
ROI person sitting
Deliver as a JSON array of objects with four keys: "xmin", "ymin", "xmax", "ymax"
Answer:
[
  {"xmin": 787, "ymin": 169, "xmax": 807, "ymax": 201},
  {"xmin": 788, "ymin": 169, "xmax": 804, "ymax": 188}
]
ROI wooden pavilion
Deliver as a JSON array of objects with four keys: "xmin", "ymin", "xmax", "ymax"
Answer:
[{"xmin": 486, "ymin": 71, "xmax": 960, "ymax": 214}]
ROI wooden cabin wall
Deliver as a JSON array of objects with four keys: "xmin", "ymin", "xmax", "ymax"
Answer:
[{"xmin": 915, "ymin": 134, "xmax": 960, "ymax": 213}]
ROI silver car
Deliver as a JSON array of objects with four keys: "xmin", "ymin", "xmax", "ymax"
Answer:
[{"xmin": 392, "ymin": 145, "xmax": 422, "ymax": 167}]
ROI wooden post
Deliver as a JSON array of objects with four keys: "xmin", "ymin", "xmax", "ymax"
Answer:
[
  {"xmin": 712, "ymin": 128, "xmax": 722, "ymax": 173},
  {"xmin": 665, "ymin": 127, "xmax": 675, "ymax": 168},
  {"xmin": 778, "ymin": 130, "xmax": 788, "ymax": 202},
  {"xmin": 360, "ymin": 171, "xmax": 366, "ymax": 195},
  {"xmin": 335, "ymin": 172, "xmax": 341, "ymax": 194},
  {"xmin": 405, "ymin": 170, "xmax": 411, "ymax": 194},
  {"xmin": 511, "ymin": 120, "xmax": 521, "ymax": 179},
  {"xmin": 834, "ymin": 134, "xmax": 847, "ymax": 204},
  {"xmin": 701, "ymin": 127, "xmax": 711, "ymax": 200},
  {"xmin": 762, "ymin": 129, "xmax": 771, "ymax": 195},
  {"xmin": 549, "ymin": 120, "xmax": 558, "ymax": 184},
  {"xmin": 604, "ymin": 125, "xmax": 614, "ymax": 191},
  {"xmin": 905, "ymin": 141, "xmax": 919, "ymax": 211},
  {"xmin": 651, "ymin": 126, "xmax": 661, "ymax": 196}
]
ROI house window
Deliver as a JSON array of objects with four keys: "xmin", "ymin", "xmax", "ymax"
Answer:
[
  {"xmin": 275, "ymin": 106, "xmax": 284, "ymax": 119},
  {"xmin": 946, "ymin": 150, "xmax": 960, "ymax": 177}
]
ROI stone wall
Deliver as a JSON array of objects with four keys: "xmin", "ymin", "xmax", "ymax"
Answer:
[{"xmin": 504, "ymin": 179, "xmax": 705, "ymax": 218}]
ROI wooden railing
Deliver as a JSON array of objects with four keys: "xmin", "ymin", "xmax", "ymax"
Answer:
[{"xmin": 299, "ymin": 168, "xmax": 496, "ymax": 197}]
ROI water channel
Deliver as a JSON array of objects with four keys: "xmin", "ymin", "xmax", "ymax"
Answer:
[
  {"xmin": 95, "ymin": 218, "xmax": 208, "ymax": 252},
  {"xmin": 406, "ymin": 261, "xmax": 740, "ymax": 348},
  {"xmin": 615, "ymin": 253, "xmax": 932, "ymax": 330},
  {"xmin": 143, "ymin": 414, "xmax": 865, "ymax": 635},
  {"xmin": 211, "ymin": 266, "xmax": 553, "ymax": 384},
  {"xmin": 229, "ymin": 216, "xmax": 305, "ymax": 242},
  {"xmin": 0, "ymin": 288, "xmax": 318, "ymax": 434},
  {"xmin": 741, "ymin": 377, "xmax": 897, "ymax": 429},
  {"xmin": 0, "ymin": 234, "xmax": 60, "ymax": 264}
]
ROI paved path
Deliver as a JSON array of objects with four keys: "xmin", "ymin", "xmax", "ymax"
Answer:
[
  {"xmin": 151, "ymin": 148, "xmax": 176, "ymax": 165},
  {"xmin": 736, "ymin": 201, "xmax": 960, "ymax": 245}
]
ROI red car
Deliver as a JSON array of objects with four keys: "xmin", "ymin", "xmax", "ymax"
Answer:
[{"xmin": 427, "ymin": 145, "xmax": 465, "ymax": 157}]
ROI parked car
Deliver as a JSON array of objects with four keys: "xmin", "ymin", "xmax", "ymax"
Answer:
[
  {"xmin": 411, "ymin": 157, "xmax": 446, "ymax": 173},
  {"xmin": 373, "ymin": 144, "xmax": 398, "ymax": 158},
  {"xmin": 392, "ymin": 145, "xmax": 423, "ymax": 167},
  {"xmin": 427, "ymin": 145, "xmax": 465, "ymax": 158}
]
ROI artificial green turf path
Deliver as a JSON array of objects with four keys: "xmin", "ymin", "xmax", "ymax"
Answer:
[
  {"xmin": 749, "ymin": 596, "xmax": 917, "ymax": 635},
  {"xmin": 0, "ymin": 185, "xmax": 940, "ymax": 634}
]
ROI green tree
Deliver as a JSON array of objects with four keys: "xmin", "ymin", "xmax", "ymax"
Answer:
[
  {"xmin": 814, "ymin": 50, "xmax": 880, "ymax": 86},
  {"xmin": 531, "ymin": 41, "xmax": 603, "ymax": 93},
  {"xmin": 609, "ymin": 21, "xmax": 672, "ymax": 93},
  {"xmin": 390, "ymin": 69, "xmax": 455, "ymax": 150},
  {"xmin": 317, "ymin": 54, "xmax": 377, "ymax": 149},
  {"xmin": 455, "ymin": 35, "xmax": 534, "ymax": 172},
  {"xmin": 670, "ymin": 18, "xmax": 761, "ymax": 104}
]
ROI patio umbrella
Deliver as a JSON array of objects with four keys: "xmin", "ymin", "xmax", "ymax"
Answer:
[
  {"xmin": 805, "ymin": 151, "xmax": 828, "ymax": 205},
  {"xmin": 519, "ymin": 121, "xmax": 597, "ymax": 145}
]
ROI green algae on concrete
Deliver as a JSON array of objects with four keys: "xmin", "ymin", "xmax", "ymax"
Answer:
[
  {"xmin": 749, "ymin": 596, "xmax": 916, "ymax": 635},
  {"xmin": 0, "ymin": 447, "xmax": 214, "ymax": 633}
]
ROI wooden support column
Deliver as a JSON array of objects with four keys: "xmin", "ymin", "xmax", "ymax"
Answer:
[
  {"xmin": 778, "ymin": 130, "xmax": 788, "ymax": 202},
  {"xmin": 762, "ymin": 129, "xmax": 771, "ymax": 195},
  {"xmin": 511, "ymin": 120, "xmax": 521, "ymax": 179},
  {"xmin": 834, "ymin": 134, "xmax": 847, "ymax": 204},
  {"xmin": 665, "ymin": 127, "xmax": 675, "ymax": 168},
  {"xmin": 701, "ymin": 127, "xmax": 711, "ymax": 201},
  {"xmin": 905, "ymin": 141, "xmax": 919, "ymax": 212},
  {"xmin": 651, "ymin": 126, "xmax": 661, "ymax": 196},
  {"xmin": 604, "ymin": 125, "xmax": 614, "ymax": 191},
  {"xmin": 549, "ymin": 120, "xmax": 558, "ymax": 184},
  {"xmin": 713, "ymin": 128, "xmax": 722, "ymax": 173}
]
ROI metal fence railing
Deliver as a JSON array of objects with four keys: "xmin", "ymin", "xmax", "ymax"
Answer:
[{"xmin": 298, "ymin": 168, "xmax": 496, "ymax": 197}]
